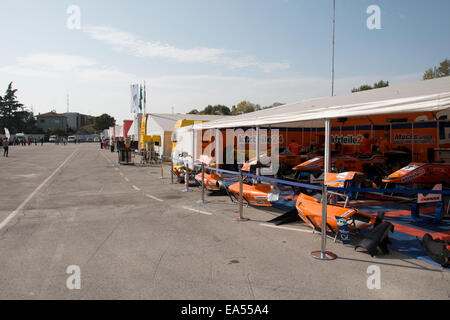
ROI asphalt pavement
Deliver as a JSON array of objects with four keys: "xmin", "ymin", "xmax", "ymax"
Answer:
[{"xmin": 0, "ymin": 143, "xmax": 448, "ymax": 299}]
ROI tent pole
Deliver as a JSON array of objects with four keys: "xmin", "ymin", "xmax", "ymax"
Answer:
[
  {"xmin": 411, "ymin": 123, "xmax": 415, "ymax": 162},
  {"xmin": 256, "ymin": 126, "xmax": 260, "ymax": 176},
  {"xmin": 215, "ymin": 129, "xmax": 220, "ymax": 174},
  {"xmin": 311, "ymin": 122, "xmax": 337, "ymax": 261},
  {"xmin": 302, "ymin": 127, "xmax": 304, "ymax": 146}
]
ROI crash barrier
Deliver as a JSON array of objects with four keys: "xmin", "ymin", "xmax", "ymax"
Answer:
[{"xmin": 199, "ymin": 165, "xmax": 450, "ymax": 195}]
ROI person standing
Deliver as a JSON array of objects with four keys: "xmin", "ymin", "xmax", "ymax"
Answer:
[
  {"xmin": 288, "ymin": 139, "xmax": 301, "ymax": 154},
  {"xmin": 378, "ymin": 131, "xmax": 391, "ymax": 154},
  {"xmin": 3, "ymin": 138, "xmax": 9, "ymax": 157},
  {"xmin": 360, "ymin": 133, "xmax": 373, "ymax": 155}
]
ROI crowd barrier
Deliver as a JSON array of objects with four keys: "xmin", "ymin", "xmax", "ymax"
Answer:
[
  {"xmin": 157, "ymin": 154, "xmax": 449, "ymax": 262},
  {"xmin": 161, "ymin": 155, "xmax": 450, "ymax": 196}
]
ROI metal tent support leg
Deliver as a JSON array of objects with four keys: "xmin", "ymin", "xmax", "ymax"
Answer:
[
  {"xmin": 311, "ymin": 119, "xmax": 337, "ymax": 261},
  {"xmin": 233, "ymin": 168, "xmax": 249, "ymax": 222},
  {"xmin": 182, "ymin": 165, "xmax": 192, "ymax": 193},
  {"xmin": 170, "ymin": 159, "xmax": 174, "ymax": 184},
  {"xmin": 197, "ymin": 163, "xmax": 208, "ymax": 204}
]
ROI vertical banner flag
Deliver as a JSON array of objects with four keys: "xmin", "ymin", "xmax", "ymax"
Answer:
[
  {"xmin": 130, "ymin": 84, "xmax": 139, "ymax": 114},
  {"xmin": 144, "ymin": 82, "xmax": 147, "ymax": 115},
  {"xmin": 139, "ymin": 85, "xmax": 143, "ymax": 112},
  {"xmin": 4, "ymin": 128, "xmax": 10, "ymax": 139}
]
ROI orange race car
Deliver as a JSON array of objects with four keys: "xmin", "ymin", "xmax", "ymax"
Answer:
[
  {"xmin": 295, "ymin": 193, "xmax": 377, "ymax": 234},
  {"xmin": 292, "ymin": 154, "xmax": 389, "ymax": 185},
  {"xmin": 382, "ymin": 162, "xmax": 450, "ymax": 187},
  {"xmin": 195, "ymin": 171, "xmax": 222, "ymax": 191}
]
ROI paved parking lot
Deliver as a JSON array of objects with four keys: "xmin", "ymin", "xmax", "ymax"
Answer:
[{"xmin": 0, "ymin": 143, "xmax": 448, "ymax": 299}]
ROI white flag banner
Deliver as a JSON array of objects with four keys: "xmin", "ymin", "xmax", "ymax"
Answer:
[
  {"xmin": 4, "ymin": 128, "xmax": 10, "ymax": 139},
  {"xmin": 130, "ymin": 84, "xmax": 140, "ymax": 114}
]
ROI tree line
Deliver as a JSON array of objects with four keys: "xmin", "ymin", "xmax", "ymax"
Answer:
[
  {"xmin": 423, "ymin": 58, "xmax": 449, "ymax": 80},
  {"xmin": 0, "ymin": 82, "xmax": 115, "ymax": 136},
  {"xmin": 188, "ymin": 101, "xmax": 285, "ymax": 116},
  {"xmin": 0, "ymin": 82, "xmax": 36, "ymax": 134}
]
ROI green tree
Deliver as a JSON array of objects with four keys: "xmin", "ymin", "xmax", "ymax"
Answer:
[
  {"xmin": 188, "ymin": 108, "xmax": 199, "ymax": 114},
  {"xmin": 373, "ymin": 80, "xmax": 389, "ymax": 89},
  {"xmin": 422, "ymin": 59, "xmax": 450, "ymax": 80},
  {"xmin": 78, "ymin": 124, "xmax": 97, "ymax": 134},
  {"xmin": 423, "ymin": 59, "xmax": 449, "ymax": 80},
  {"xmin": 352, "ymin": 84, "xmax": 373, "ymax": 93},
  {"xmin": 205, "ymin": 104, "xmax": 231, "ymax": 115},
  {"xmin": 423, "ymin": 68, "xmax": 436, "ymax": 80},
  {"xmin": 189, "ymin": 105, "xmax": 231, "ymax": 115},
  {"xmin": 352, "ymin": 81, "xmax": 389, "ymax": 93},
  {"xmin": 93, "ymin": 113, "xmax": 115, "ymax": 131},
  {"xmin": 0, "ymin": 82, "xmax": 37, "ymax": 134},
  {"xmin": 232, "ymin": 101, "xmax": 255, "ymax": 115},
  {"xmin": 438, "ymin": 59, "xmax": 450, "ymax": 77}
]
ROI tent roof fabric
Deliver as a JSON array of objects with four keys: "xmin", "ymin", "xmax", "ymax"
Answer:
[
  {"xmin": 147, "ymin": 113, "xmax": 226, "ymax": 132},
  {"xmin": 195, "ymin": 77, "xmax": 450, "ymax": 129}
]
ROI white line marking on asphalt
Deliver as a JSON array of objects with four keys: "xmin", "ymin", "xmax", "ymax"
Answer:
[
  {"xmin": 181, "ymin": 206, "xmax": 213, "ymax": 216},
  {"xmin": 124, "ymin": 177, "xmax": 130, "ymax": 182},
  {"xmin": 132, "ymin": 185, "xmax": 141, "ymax": 191},
  {"xmin": 0, "ymin": 148, "xmax": 79, "ymax": 231},
  {"xmin": 146, "ymin": 194, "xmax": 164, "ymax": 202},
  {"xmin": 119, "ymin": 172, "xmax": 124, "ymax": 176},
  {"xmin": 259, "ymin": 223, "xmax": 312, "ymax": 233},
  {"xmin": 115, "ymin": 168, "xmax": 119, "ymax": 171},
  {"xmin": 99, "ymin": 150, "xmax": 113, "ymax": 165}
]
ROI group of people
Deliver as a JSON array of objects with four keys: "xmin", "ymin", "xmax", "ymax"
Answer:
[
  {"xmin": 8, "ymin": 137, "xmax": 43, "ymax": 146},
  {"xmin": 0, "ymin": 136, "xmax": 46, "ymax": 158}
]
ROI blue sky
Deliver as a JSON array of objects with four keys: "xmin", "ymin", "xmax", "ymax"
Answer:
[{"xmin": 0, "ymin": 0, "xmax": 449, "ymax": 123}]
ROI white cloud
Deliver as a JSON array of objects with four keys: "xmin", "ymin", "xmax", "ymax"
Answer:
[
  {"xmin": 82, "ymin": 25, "xmax": 290, "ymax": 73},
  {"xmin": 0, "ymin": 52, "xmax": 421, "ymax": 124},
  {"xmin": 0, "ymin": 53, "xmax": 136, "ymax": 86},
  {"xmin": 17, "ymin": 53, "xmax": 96, "ymax": 72}
]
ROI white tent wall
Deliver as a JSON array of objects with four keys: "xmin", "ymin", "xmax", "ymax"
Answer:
[{"xmin": 115, "ymin": 125, "xmax": 124, "ymax": 138}]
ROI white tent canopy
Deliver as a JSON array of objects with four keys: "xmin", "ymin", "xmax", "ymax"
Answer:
[
  {"xmin": 194, "ymin": 77, "xmax": 450, "ymax": 129},
  {"xmin": 115, "ymin": 125, "xmax": 123, "ymax": 138}
]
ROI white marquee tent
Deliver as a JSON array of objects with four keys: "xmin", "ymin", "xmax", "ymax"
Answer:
[
  {"xmin": 194, "ymin": 77, "xmax": 450, "ymax": 130},
  {"xmin": 192, "ymin": 76, "xmax": 450, "ymax": 260}
]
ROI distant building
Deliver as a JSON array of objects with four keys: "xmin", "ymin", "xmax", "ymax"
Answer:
[
  {"xmin": 36, "ymin": 112, "xmax": 68, "ymax": 132},
  {"xmin": 63, "ymin": 112, "xmax": 94, "ymax": 131}
]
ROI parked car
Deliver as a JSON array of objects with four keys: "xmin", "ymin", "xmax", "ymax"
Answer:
[
  {"xmin": 49, "ymin": 135, "xmax": 57, "ymax": 143},
  {"xmin": 68, "ymin": 136, "xmax": 76, "ymax": 143}
]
